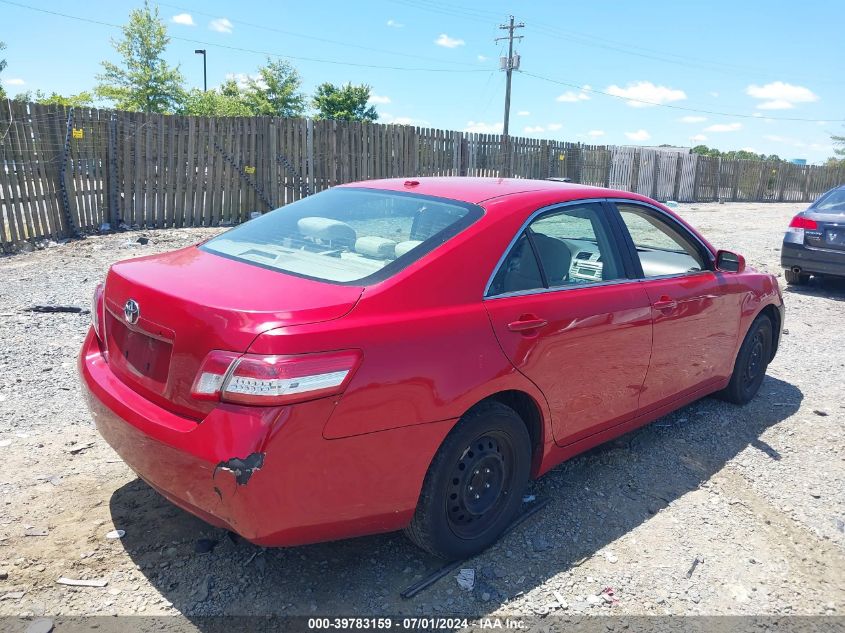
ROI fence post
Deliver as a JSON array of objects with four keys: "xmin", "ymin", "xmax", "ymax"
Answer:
[
  {"xmin": 459, "ymin": 134, "xmax": 469, "ymax": 177},
  {"xmin": 672, "ymin": 153, "xmax": 683, "ymax": 201},
  {"xmin": 306, "ymin": 119, "xmax": 314, "ymax": 193},
  {"xmin": 58, "ymin": 107, "xmax": 79, "ymax": 237},
  {"xmin": 630, "ymin": 150, "xmax": 641, "ymax": 194},
  {"xmin": 107, "ymin": 113, "xmax": 119, "ymax": 227}
]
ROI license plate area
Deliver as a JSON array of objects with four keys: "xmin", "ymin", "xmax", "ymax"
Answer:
[{"xmin": 105, "ymin": 311, "xmax": 173, "ymax": 391}]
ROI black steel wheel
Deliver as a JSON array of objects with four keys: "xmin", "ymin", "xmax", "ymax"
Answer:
[
  {"xmin": 405, "ymin": 402, "xmax": 531, "ymax": 560},
  {"xmin": 719, "ymin": 313, "xmax": 773, "ymax": 405}
]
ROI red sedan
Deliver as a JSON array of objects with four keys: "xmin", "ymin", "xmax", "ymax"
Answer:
[{"xmin": 79, "ymin": 178, "xmax": 784, "ymax": 559}]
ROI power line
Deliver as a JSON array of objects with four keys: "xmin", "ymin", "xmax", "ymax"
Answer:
[
  {"xmin": 0, "ymin": 0, "xmax": 492, "ymax": 74},
  {"xmin": 392, "ymin": 0, "xmax": 840, "ymax": 84},
  {"xmin": 520, "ymin": 71, "xmax": 844, "ymax": 122}
]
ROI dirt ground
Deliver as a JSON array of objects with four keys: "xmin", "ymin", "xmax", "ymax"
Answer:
[{"xmin": 0, "ymin": 202, "xmax": 843, "ymax": 624}]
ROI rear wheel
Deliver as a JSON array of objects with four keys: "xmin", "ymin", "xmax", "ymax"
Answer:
[
  {"xmin": 404, "ymin": 401, "xmax": 531, "ymax": 560},
  {"xmin": 784, "ymin": 269, "xmax": 810, "ymax": 285},
  {"xmin": 718, "ymin": 314, "xmax": 773, "ymax": 405}
]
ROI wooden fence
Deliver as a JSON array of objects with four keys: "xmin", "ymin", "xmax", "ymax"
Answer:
[{"xmin": 2, "ymin": 100, "xmax": 844, "ymax": 245}]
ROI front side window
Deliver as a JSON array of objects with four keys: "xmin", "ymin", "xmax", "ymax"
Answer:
[
  {"xmin": 201, "ymin": 188, "xmax": 482, "ymax": 284},
  {"xmin": 488, "ymin": 203, "xmax": 624, "ymax": 296},
  {"xmin": 616, "ymin": 204, "xmax": 707, "ymax": 278}
]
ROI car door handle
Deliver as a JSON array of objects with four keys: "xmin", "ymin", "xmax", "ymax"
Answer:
[
  {"xmin": 507, "ymin": 316, "xmax": 549, "ymax": 332},
  {"xmin": 653, "ymin": 296, "xmax": 678, "ymax": 312}
]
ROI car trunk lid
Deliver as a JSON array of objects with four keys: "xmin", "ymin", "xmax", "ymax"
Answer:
[
  {"xmin": 102, "ymin": 246, "xmax": 363, "ymax": 419},
  {"xmin": 806, "ymin": 212, "xmax": 845, "ymax": 251}
]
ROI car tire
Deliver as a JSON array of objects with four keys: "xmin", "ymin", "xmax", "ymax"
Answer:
[
  {"xmin": 718, "ymin": 314, "xmax": 773, "ymax": 405},
  {"xmin": 784, "ymin": 269, "xmax": 810, "ymax": 285},
  {"xmin": 404, "ymin": 401, "xmax": 532, "ymax": 560}
]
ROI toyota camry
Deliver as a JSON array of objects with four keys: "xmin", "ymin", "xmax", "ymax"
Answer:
[{"xmin": 79, "ymin": 178, "xmax": 784, "ymax": 559}]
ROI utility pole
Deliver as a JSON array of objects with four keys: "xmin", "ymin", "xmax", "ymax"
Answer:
[
  {"xmin": 194, "ymin": 49, "xmax": 207, "ymax": 92},
  {"xmin": 496, "ymin": 16, "xmax": 523, "ymax": 176},
  {"xmin": 496, "ymin": 15, "xmax": 524, "ymax": 139}
]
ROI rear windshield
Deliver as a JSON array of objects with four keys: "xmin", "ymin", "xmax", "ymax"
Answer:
[
  {"xmin": 200, "ymin": 188, "xmax": 482, "ymax": 284},
  {"xmin": 811, "ymin": 188, "xmax": 845, "ymax": 212}
]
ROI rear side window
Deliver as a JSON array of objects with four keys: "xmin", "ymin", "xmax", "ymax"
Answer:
[
  {"xmin": 812, "ymin": 188, "xmax": 845, "ymax": 212},
  {"xmin": 201, "ymin": 188, "xmax": 482, "ymax": 284},
  {"xmin": 488, "ymin": 202, "xmax": 624, "ymax": 296}
]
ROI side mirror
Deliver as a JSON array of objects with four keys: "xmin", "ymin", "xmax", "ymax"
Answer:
[{"xmin": 716, "ymin": 250, "xmax": 745, "ymax": 273}]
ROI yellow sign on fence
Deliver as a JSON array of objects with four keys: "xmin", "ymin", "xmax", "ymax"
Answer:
[
  {"xmin": 244, "ymin": 165, "xmax": 256, "ymax": 174},
  {"xmin": 72, "ymin": 128, "xmax": 84, "ymax": 139}
]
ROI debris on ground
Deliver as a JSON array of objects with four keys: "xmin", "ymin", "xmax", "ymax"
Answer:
[
  {"xmin": 25, "ymin": 305, "xmax": 87, "ymax": 314},
  {"xmin": 105, "ymin": 529, "xmax": 125, "ymax": 540},
  {"xmin": 56, "ymin": 577, "xmax": 109, "ymax": 588},
  {"xmin": 456, "ymin": 569, "xmax": 475, "ymax": 591},
  {"xmin": 24, "ymin": 527, "xmax": 48, "ymax": 537}
]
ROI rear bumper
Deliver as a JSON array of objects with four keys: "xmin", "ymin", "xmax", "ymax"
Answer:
[
  {"xmin": 79, "ymin": 329, "xmax": 454, "ymax": 546},
  {"xmin": 781, "ymin": 241, "xmax": 845, "ymax": 277}
]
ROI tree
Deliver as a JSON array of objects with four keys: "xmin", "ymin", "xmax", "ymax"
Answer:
[
  {"xmin": 0, "ymin": 41, "xmax": 7, "ymax": 99},
  {"xmin": 240, "ymin": 59, "xmax": 305, "ymax": 117},
  {"xmin": 178, "ymin": 88, "xmax": 253, "ymax": 116},
  {"xmin": 14, "ymin": 89, "xmax": 94, "ymax": 107},
  {"xmin": 312, "ymin": 82, "xmax": 378, "ymax": 121},
  {"xmin": 833, "ymin": 127, "xmax": 845, "ymax": 158},
  {"xmin": 95, "ymin": 1, "xmax": 185, "ymax": 113}
]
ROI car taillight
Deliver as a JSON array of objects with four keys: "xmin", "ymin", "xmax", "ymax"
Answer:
[
  {"xmin": 789, "ymin": 215, "xmax": 818, "ymax": 230},
  {"xmin": 91, "ymin": 283, "xmax": 104, "ymax": 341},
  {"xmin": 191, "ymin": 350, "xmax": 362, "ymax": 406}
]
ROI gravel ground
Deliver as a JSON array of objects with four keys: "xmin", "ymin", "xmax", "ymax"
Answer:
[{"xmin": 0, "ymin": 202, "xmax": 843, "ymax": 623}]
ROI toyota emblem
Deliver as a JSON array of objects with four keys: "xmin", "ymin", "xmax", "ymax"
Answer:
[{"xmin": 123, "ymin": 299, "xmax": 140, "ymax": 324}]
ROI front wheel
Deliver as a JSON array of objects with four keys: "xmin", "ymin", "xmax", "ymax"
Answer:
[
  {"xmin": 718, "ymin": 314, "xmax": 773, "ymax": 405},
  {"xmin": 404, "ymin": 401, "xmax": 531, "ymax": 560}
]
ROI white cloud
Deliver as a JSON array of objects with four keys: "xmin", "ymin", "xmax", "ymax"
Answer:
[
  {"xmin": 679, "ymin": 115, "xmax": 706, "ymax": 123},
  {"xmin": 524, "ymin": 125, "xmax": 545, "ymax": 133},
  {"xmin": 752, "ymin": 112, "xmax": 775, "ymax": 124},
  {"xmin": 171, "ymin": 13, "xmax": 194, "ymax": 26},
  {"xmin": 709, "ymin": 91, "xmax": 719, "ymax": 98},
  {"xmin": 209, "ymin": 18, "xmax": 233, "ymax": 33},
  {"xmin": 386, "ymin": 19, "xmax": 403, "ymax": 28},
  {"xmin": 477, "ymin": 54, "xmax": 488, "ymax": 62},
  {"xmin": 226, "ymin": 72, "xmax": 263, "ymax": 90},
  {"xmin": 705, "ymin": 122, "xmax": 742, "ymax": 132},
  {"xmin": 556, "ymin": 86, "xmax": 591, "ymax": 102},
  {"xmin": 368, "ymin": 93, "xmax": 391, "ymax": 105},
  {"xmin": 380, "ymin": 113, "xmax": 428, "ymax": 126},
  {"xmin": 606, "ymin": 81, "xmax": 687, "ymax": 108},
  {"xmin": 547, "ymin": 123, "xmax": 563, "ymax": 131},
  {"xmin": 746, "ymin": 81, "xmax": 818, "ymax": 110},
  {"xmin": 435, "ymin": 33, "xmax": 465, "ymax": 48},
  {"xmin": 464, "ymin": 120, "xmax": 502, "ymax": 134},
  {"xmin": 763, "ymin": 134, "xmax": 787, "ymax": 142},
  {"xmin": 517, "ymin": 110, "xmax": 530, "ymax": 116},
  {"xmin": 690, "ymin": 134, "xmax": 707, "ymax": 142},
  {"xmin": 587, "ymin": 130, "xmax": 605, "ymax": 137},
  {"xmin": 625, "ymin": 129, "xmax": 651, "ymax": 141},
  {"xmin": 3, "ymin": 77, "xmax": 25, "ymax": 86}
]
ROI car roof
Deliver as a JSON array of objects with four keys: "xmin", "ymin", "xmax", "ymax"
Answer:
[{"xmin": 337, "ymin": 177, "xmax": 647, "ymax": 205}]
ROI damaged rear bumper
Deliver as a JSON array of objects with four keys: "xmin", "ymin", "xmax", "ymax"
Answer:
[{"xmin": 78, "ymin": 329, "xmax": 453, "ymax": 546}]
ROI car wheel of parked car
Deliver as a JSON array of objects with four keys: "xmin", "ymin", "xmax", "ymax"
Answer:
[
  {"xmin": 404, "ymin": 401, "xmax": 531, "ymax": 560},
  {"xmin": 719, "ymin": 314, "xmax": 773, "ymax": 405},
  {"xmin": 784, "ymin": 269, "xmax": 810, "ymax": 285}
]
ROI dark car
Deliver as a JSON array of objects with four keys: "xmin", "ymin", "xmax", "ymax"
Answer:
[{"xmin": 781, "ymin": 184, "xmax": 845, "ymax": 284}]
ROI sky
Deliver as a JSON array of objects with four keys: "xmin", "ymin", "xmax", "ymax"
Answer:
[{"xmin": 1, "ymin": 0, "xmax": 843, "ymax": 163}]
